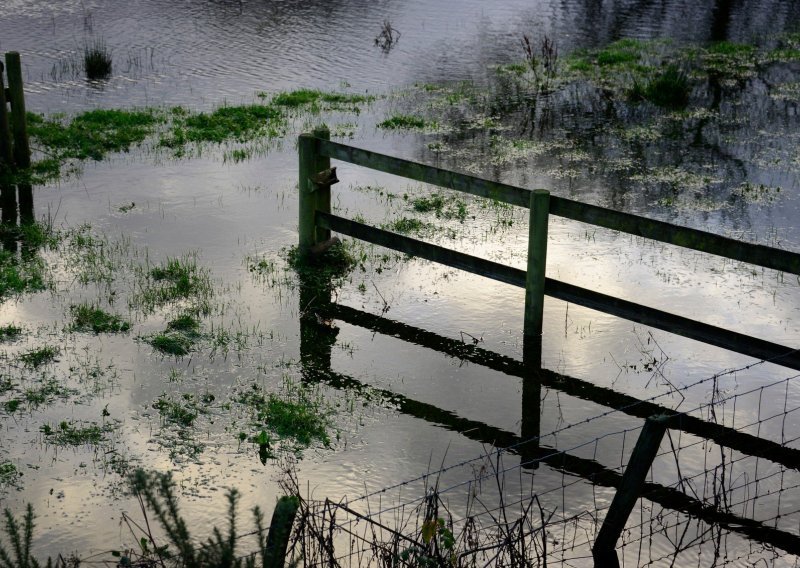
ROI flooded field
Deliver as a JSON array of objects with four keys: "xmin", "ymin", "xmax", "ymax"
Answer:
[{"xmin": 0, "ymin": 1, "xmax": 799, "ymax": 566}]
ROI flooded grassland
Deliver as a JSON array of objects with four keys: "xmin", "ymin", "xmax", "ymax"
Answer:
[{"xmin": 0, "ymin": 5, "xmax": 799, "ymax": 565}]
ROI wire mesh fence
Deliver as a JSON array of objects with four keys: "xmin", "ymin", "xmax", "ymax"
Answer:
[{"xmin": 281, "ymin": 360, "xmax": 800, "ymax": 567}]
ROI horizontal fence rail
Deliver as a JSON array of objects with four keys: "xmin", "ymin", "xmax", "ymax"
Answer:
[
  {"xmin": 317, "ymin": 211, "xmax": 800, "ymax": 372},
  {"xmin": 318, "ymin": 138, "xmax": 800, "ymax": 276}
]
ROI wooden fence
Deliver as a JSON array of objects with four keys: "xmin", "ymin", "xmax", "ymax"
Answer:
[{"xmin": 297, "ymin": 127, "xmax": 800, "ymax": 566}]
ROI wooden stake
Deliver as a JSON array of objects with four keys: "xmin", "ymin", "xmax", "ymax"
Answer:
[
  {"xmin": 0, "ymin": 62, "xmax": 13, "ymax": 170},
  {"xmin": 593, "ymin": 415, "xmax": 669, "ymax": 567},
  {"xmin": 5, "ymin": 52, "xmax": 30, "ymax": 169},
  {"xmin": 264, "ymin": 495, "xmax": 299, "ymax": 568}
]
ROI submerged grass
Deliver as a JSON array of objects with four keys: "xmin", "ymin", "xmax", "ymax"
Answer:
[
  {"xmin": 84, "ymin": 38, "xmax": 113, "ymax": 79},
  {"xmin": 135, "ymin": 255, "xmax": 213, "ymax": 314},
  {"xmin": 70, "ymin": 303, "xmax": 130, "ymax": 333},
  {"xmin": 236, "ymin": 379, "xmax": 333, "ymax": 456},
  {"xmin": 0, "ymin": 325, "xmax": 22, "ymax": 342},
  {"xmin": 378, "ymin": 114, "xmax": 435, "ymax": 130},
  {"xmin": 271, "ymin": 88, "xmax": 374, "ymax": 110},
  {"xmin": 40, "ymin": 419, "xmax": 116, "ymax": 446},
  {"xmin": 18, "ymin": 346, "xmax": 59, "ymax": 369}
]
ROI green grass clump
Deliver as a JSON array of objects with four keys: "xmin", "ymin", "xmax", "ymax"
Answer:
[
  {"xmin": 0, "ymin": 462, "xmax": 21, "ymax": 488},
  {"xmin": 18, "ymin": 346, "xmax": 59, "ymax": 369},
  {"xmin": 596, "ymin": 38, "xmax": 645, "ymax": 66},
  {"xmin": 630, "ymin": 65, "xmax": 690, "ymax": 109},
  {"xmin": 411, "ymin": 192, "xmax": 468, "ymax": 221},
  {"xmin": 40, "ymin": 420, "xmax": 113, "ymax": 446},
  {"xmin": 70, "ymin": 303, "xmax": 130, "ymax": 333},
  {"xmin": 152, "ymin": 393, "xmax": 200, "ymax": 427},
  {"xmin": 378, "ymin": 114, "xmax": 432, "ymax": 130},
  {"xmin": 27, "ymin": 109, "xmax": 157, "ymax": 179},
  {"xmin": 23, "ymin": 378, "xmax": 76, "ymax": 408},
  {"xmin": 84, "ymin": 38, "xmax": 113, "ymax": 79},
  {"xmin": 386, "ymin": 217, "xmax": 428, "ymax": 234},
  {"xmin": 147, "ymin": 332, "xmax": 194, "ymax": 356},
  {"xmin": 0, "ymin": 324, "xmax": 22, "ymax": 342},
  {"xmin": 166, "ymin": 313, "xmax": 201, "ymax": 333},
  {"xmin": 286, "ymin": 240, "xmax": 357, "ymax": 286},
  {"xmin": 175, "ymin": 104, "xmax": 285, "ymax": 144},
  {"xmin": 706, "ymin": 41, "xmax": 754, "ymax": 56},
  {"xmin": 137, "ymin": 256, "xmax": 212, "ymax": 312},
  {"xmin": 271, "ymin": 88, "xmax": 373, "ymax": 109},
  {"xmin": 237, "ymin": 382, "xmax": 332, "ymax": 453},
  {"xmin": 0, "ymin": 250, "xmax": 46, "ymax": 299}
]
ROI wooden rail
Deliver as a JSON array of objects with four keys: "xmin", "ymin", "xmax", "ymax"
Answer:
[{"xmin": 318, "ymin": 138, "xmax": 800, "ymax": 276}]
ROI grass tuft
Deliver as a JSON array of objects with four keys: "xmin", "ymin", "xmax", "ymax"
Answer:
[
  {"xmin": 378, "ymin": 114, "xmax": 433, "ymax": 130},
  {"xmin": 18, "ymin": 346, "xmax": 59, "ymax": 369},
  {"xmin": 70, "ymin": 303, "xmax": 130, "ymax": 333},
  {"xmin": 84, "ymin": 38, "xmax": 113, "ymax": 80}
]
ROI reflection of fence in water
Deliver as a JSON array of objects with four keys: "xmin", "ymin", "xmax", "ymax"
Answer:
[
  {"xmin": 290, "ymin": 343, "xmax": 800, "ymax": 566},
  {"xmin": 293, "ymin": 130, "xmax": 800, "ymax": 565}
]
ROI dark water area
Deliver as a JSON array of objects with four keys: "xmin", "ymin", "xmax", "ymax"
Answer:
[
  {"xmin": 0, "ymin": 0, "xmax": 798, "ymax": 112},
  {"xmin": 0, "ymin": 1, "xmax": 799, "ymax": 566}
]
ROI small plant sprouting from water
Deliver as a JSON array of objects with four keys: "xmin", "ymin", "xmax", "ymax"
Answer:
[
  {"xmin": 84, "ymin": 38, "xmax": 112, "ymax": 80},
  {"xmin": 375, "ymin": 20, "xmax": 400, "ymax": 51},
  {"xmin": 123, "ymin": 469, "xmax": 285, "ymax": 567},
  {"xmin": 40, "ymin": 419, "xmax": 115, "ymax": 447},
  {"xmin": 0, "ymin": 324, "xmax": 23, "ymax": 342},
  {"xmin": 378, "ymin": 114, "xmax": 434, "ymax": 130},
  {"xmin": 236, "ymin": 380, "xmax": 334, "ymax": 458},
  {"xmin": 136, "ymin": 256, "xmax": 213, "ymax": 314},
  {"xmin": 0, "ymin": 504, "xmax": 53, "ymax": 568},
  {"xmin": 18, "ymin": 346, "xmax": 60, "ymax": 369},
  {"xmin": 629, "ymin": 64, "xmax": 690, "ymax": 109},
  {"xmin": 521, "ymin": 33, "xmax": 559, "ymax": 91},
  {"xmin": 70, "ymin": 303, "xmax": 130, "ymax": 333}
]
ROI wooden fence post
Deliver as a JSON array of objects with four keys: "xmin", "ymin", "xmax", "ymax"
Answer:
[
  {"xmin": 298, "ymin": 127, "xmax": 331, "ymax": 255},
  {"xmin": 264, "ymin": 495, "xmax": 300, "ymax": 568},
  {"xmin": 4, "ymin": 52, "xmax": 30, "ymax": 170},
  {"xmin": 592, "ymin": 415, "xmax": 669, "ymax": 567},
  {"xmin": 523, "ymin": 189, "xmax": 550, "ymax": 341},
  {"xmin": 0, "ymin": 62, "xmax": 13, "ymax": 171}
]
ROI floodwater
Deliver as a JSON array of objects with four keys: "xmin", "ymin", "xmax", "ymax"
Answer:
[{"xmin": 0, "ymin": 0, "xmax": 799, "ymax": 566}]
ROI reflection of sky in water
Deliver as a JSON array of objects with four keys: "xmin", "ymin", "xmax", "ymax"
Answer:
[{"xmin": 0, "ymin": 0, "xmax": 798, "ymax": 563}]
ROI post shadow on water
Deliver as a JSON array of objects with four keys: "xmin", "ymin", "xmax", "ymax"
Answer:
[{"xmin": 0, "ymin": 181, "xmax": 34, "ymax": 255}]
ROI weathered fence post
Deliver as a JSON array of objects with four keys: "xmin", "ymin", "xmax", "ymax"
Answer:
[
  {"xmin": 298, "ymin": 126, "xmax": 331, "ymax": 255},
  {"xmin": 524, "ymin": 189, "xmax": 550, "ymax": 342},
  {"xmin": 521, "ymin": 189, "xmax": 549, "ymax": 469},
  {"xmin": 0, "ymin": 62, "xmax": 13, "ymax": 171},
  {"xmin": 592, "ymin": 415, "xmax": 669, "ymax": 567},
  {"xmin": 4, "ymin": 52, "xmax": 30, "ymax": 170},
  {"xmin": 264, "ymin": 495, "xmax": 300, "ymax": 568}
]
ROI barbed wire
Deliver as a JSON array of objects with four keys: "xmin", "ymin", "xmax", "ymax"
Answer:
[{"xmin": 346, "ymin": 356, "xmax": 799, "ymax": 507}]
